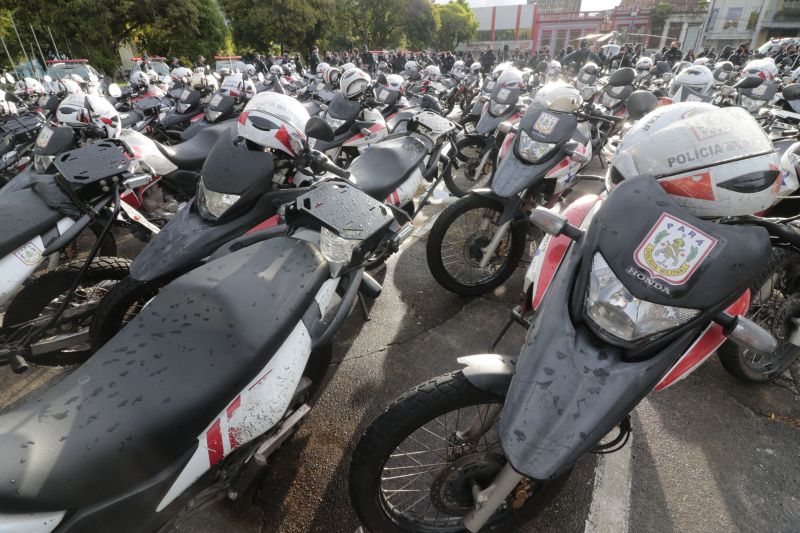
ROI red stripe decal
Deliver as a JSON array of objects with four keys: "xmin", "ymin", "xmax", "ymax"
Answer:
[
  {"xmin": 190, "ymin": 112, "xmax": 205, "ymax": 123},
  {"xmin": 660, "ymin": 172, "xmax": 715, "ymax": 201},
  {"xmin": 655, "ymin": 291, "xmax": 751, "ymax": 391},
  {"xmin": 245, "ymin": 214, "xmax": 280, "ymax": 235},
  {"xmin": 226, "ymin": 395, "xmax": 241, "ymax": 419},
  {"xmin": 248, "ymin": 368, "xmax": 273, "ymax": 391},
  {"xmin": 514, "ymin": 5, "xmax": 522, "ymax": 41},
  {"xmin": 490, "ymin": 6, "xmax": 497, "ymax": 44},
  {"xmin": 206, "ymin": 419, "xmax": 224, "ymax": 465},
  {"xmin": 532, "ymin": 195, "xmax": 600, "ymax": 309},
  {"xmin": 392, "ymin": 190, "xmax": 401, "ymax": 205},
  {"xmin": 226, "ymin": 395, "xmax": 242, "ymax": 448}
]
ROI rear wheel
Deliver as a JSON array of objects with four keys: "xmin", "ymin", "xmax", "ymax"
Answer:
[
  {"xmin": 349, "ymin": 371, "xmax": 566, "ymax": 533},
  {"xmin": 444, "ymin": 137, "xmax": 494, "ymax": 198},
  {"xmin": 3, "ymin": 257, "xmax": 131, "ymax": 365},
  {"xmin": 718, "ymin": 248, "xmax": 800, "ymax": 382},
  {"xmin": 426, "ymin": 194, "xmax": 525, "ymax": 296}
]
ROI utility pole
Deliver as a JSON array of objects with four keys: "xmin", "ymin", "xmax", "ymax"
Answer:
[
  {"xmin": 1, "ymin": 36, "xmax": 20, "ymax": 77},
  {"xmin": 751, "ymin": 0, "xmax": 773, "ymax": 50},
  {"xmin": 47, "ymin": 26, "xmax": 60, "ymax": 58}
]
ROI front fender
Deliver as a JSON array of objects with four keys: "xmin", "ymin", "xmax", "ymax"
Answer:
[{"xmin": 457, "ymin": 354, "xmax": 516, "ymax": 396}]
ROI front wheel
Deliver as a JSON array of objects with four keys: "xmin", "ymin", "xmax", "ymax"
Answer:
[
  {"xmin": 718, "ymin": 248, "xmax": 800, "ymax": 382},
  {"xmin": 349, "ymin": 371, "xmax": 565, "ymax": 533},
  {"xmin": 426, "ymin": 194, "xmax": 526, "ymax": 296},
  {"xmin": 89, "ymin": 276, "xmax": 165, "ymax": 351}
]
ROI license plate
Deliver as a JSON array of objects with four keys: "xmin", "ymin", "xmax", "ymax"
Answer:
[
  {"xmin": 36, "ymin": 125, "xmax": 53, "ymax": 148},
  {"xmin": 377, "ymin": 89, "xmax": 389, "ymax": 101},
  {"xmin": 180, "ymin": 89, "xmax": 190, "ymax": 101},
  {"xmin": 210, "ymin": 93, "xmax": 223, "ymax": 106}
]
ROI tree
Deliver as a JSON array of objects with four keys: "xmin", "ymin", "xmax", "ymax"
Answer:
[
  {"xmin": 219, "ymin": 0, "xmax": 333, "ymax": 54},
  {"xmin": 650, "ymin": 2, "xmax": 673, "ymax": 31},
  {"xmin": 434, "ymin": 0, "xmax": 477, "ymax": 51},
  {"xmin": 141, "ymin": 0, "xmax": 233, "ymax": 59},
  {"xmin": 358, "ymin": 0, "xmax": 406, "ymax": 48},
  {"xmin": 403, "ymin": 0, "xmax": 439, "ymax": 50}
]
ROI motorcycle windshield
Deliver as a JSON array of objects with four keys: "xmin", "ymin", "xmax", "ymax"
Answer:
[
  {"xmin": 34, "ymin": 125, "xmax": 75, "ymax": 155},
  {"xmin": 491, "ymin": 105, "xmax": 576, "ymax": 197},
  {"xmin": 327, "ymin": 93, "xmax": 361, "ymax": 121},
  {"xmin": 208, "ymin": 93, "xmax": 236, "ymax": 114},
  {"xmin": 499, "ymin": 177, "xmax": 770, "ymax": 479},
  {"xmin": 132, "ymin": 96, "xmax": 162, "ymax": 113}
]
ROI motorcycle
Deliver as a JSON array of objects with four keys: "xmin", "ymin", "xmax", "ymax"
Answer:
[
  {"xmin": 180, "ymin": 71, "xmax": 256, "ymax": 140},
  {"xmin": 426, "ymin": 85, "xmax": 625, "ymax": 296},
  {"xmin": 350, "ymin": 174, "xmax": 792, "ymax": 533},
  {"xmin": 0, "ymin": 176, "xmax": 412, "ymax": 532},
  {"xmin": 90, "ymin": 107, "xmax": 462, "ymax": 347}
]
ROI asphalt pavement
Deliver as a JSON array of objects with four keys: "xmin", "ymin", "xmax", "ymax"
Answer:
[{"xmin": 0, "ymin": 165, "xmax": 798, "ymax": 533}]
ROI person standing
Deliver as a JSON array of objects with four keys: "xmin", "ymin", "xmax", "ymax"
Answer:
[
  {"xmin": 562, "ymin": 39, "xmax": 603, "ymax": 72},
  {"xmin": 664, "ymin": 40, "xmax": 683, "ymax": 65},
  {"xmin": 309, "ymin": 45, "xmax": 320, "ymax": 73}
]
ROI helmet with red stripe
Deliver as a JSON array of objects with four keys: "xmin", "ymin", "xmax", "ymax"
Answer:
[
  {"xmin": 56, "ymin": 93, "xmax": 121, "ymax": 138},
  {"xmin": 238, "ymin": 92, "xmax": 310, "ymax": 157}
]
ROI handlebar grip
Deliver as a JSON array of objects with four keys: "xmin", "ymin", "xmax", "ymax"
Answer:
[{"xmin": 322, "ymin": 160, "xmax": 350, "ymax": 179}]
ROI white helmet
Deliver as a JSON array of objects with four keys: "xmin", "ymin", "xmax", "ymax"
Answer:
[
  {"xmin": 404, "ymin": 61, "xmax": 419, "ymax": 75},
  {"xmin": 130, "ymin": 70, "xmax": 150, "ymax": 89},
  {"xmin": 384, "ymin": 73, "xmax": 404, "ymax": 92},
  {"xmin": 635, "ymin": 56, "xmax": 653, "ymax": 73},
  {"xmin": 56, "ymin": 93, "xmax": 121, "ymax": 138},
  {"xmin": 269, "ymin": 64, "xmax": 283, "ymax": 77},
  {"xmin": 693, "ymin": 57, "xmax": 712, "ymax": 67},
  {"xmin": 171, "ymin": 66, "xmax": 192, "ymax": 81},
  {"xmin": 470, "ymin": 62, "xmax": 481, "ymax": 74},
  {"xmin": 221, "ymin": 72, "xmax": 256, "ymax": 99},
  {"xmin": 669, "ymin": 65, "xmax": 714, "ymax": 97},
  {"xmin": 316, "ymin": 62, "xmax": 331, "ymax": 76},
  {"xmin": 190, "ymin": 71, "xmax": 218, "ymax": 91},
  {"xmin": 778, "ymin": 141, "xmax": 800, "ymax": 199},
  {"xmin": 451, "ymin": 60, "xmax": 465, "ymax": 79},
  {"xmin": 492, "ymin": 62, "xmax": 511, "ymax": 80},
  {"xmin": 744, "ymin": 58, "xmax": 778, "ymax": 81},
  {"xmin": 496, "ymin": 68, "xmax": 524, "ymax": 91},
  {"xmin": 323, "ymin": 66, "xmax": 341, "ymax": 87},
  {"xmin": 54, "ymin": 78, "xmax": 83, "ymax": 95},
  {"xmin": 244, "ymin": 64, "xmax": 257, "ymax": 77},
  {"xmin": 238, "ymin": 92, "xmax": 310, "ymax": 157},
  {"xmin": 608, "ymin": 102, "xmax": 780, "ymax": 217},
  {"xmin": 340, "ymin": 67, "xmax": 370, "ymax": 99},
  {"xmin": 340, "ymin": 62, "xmax": 355, "ymax": 72},
  {"xmin": 423, "ymin": 64, "xmax": 441, "ymax": 82},
  {"xmin": 712, "ymin": 61, "xmax": 735, "ymax": 83},
  {"xmin": 534, "ymin": 82, "xmax": 581, "ymax": 112},
  {"xmin": 546, "ymin": 60, "xmax": 562, "ymax": 80},
  {"xmin": 14, "ymin": 77, "xmax": 46, "ymax": 98}
]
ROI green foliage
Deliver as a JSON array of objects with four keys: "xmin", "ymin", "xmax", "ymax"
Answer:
[
  {"xmin": 434, "ymin": 0, "xmax": 477, "ymax": 51},
  {"xmin": 404, "ymin": 0, "xmax": 439, "ymax": 50},
  {"xmin": 650, "ymin": 2, "xmax": 673, "ymax": 30},
  {"xmin": 141, "ymin": 0, "xmax": 233, "ymax": 59}
]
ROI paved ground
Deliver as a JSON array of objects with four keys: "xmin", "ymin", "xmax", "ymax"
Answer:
[{"xmin": 1, "ymin": 166, "xmax": 799, "ymax": 532}]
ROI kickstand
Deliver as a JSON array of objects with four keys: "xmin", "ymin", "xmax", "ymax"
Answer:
[{"xmin": 357, "ymin": 292, "xmax": 371, "ymax": 321}]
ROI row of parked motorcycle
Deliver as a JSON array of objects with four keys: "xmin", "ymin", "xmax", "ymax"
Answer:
[{"xmin": 0, "ymin": 48, "xmax": 798, "ymax": 532}]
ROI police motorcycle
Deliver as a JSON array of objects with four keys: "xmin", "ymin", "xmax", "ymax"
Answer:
[
  {"xmin": 445, "ymin": 68, "xmax": 528, "ymax": 198},
  {"xmin": 0, "ymin": 79, "xmax": 50, "ymax": 182},
  {"xmin": 158, "ymin": 68, "xmax": 220, "ymax": 141},
  {"xmin": 574, "ymin": 62, "xmax": 600, "ymax": 101},
  {"xmin": 179, "ymin": 70, "xmax": 256, "ymax": 141},
  {"xmin": 667, "ymin": 64, "xmax": 717, "ymax": 103},
  {"xmin": 460, "ymin": 63, "xmax": 512, "ymax": 128},
  {"xmin": 426, "ymin": 82, "xmax": 642, "ymax": 296},
  {"xmin": 89, "ymin": 91, "xmax": 461, "ymax": 346},
  {"xmin": 0, "ymin": 168, "xmax": 414, "ymax": 531},
  {"xmin": 314, "ymin": 68, "xmax": 390, "ymax": 167},
  {"xmin": 350, "ymin": 102, "xmax": 799, "ymax": 533}
]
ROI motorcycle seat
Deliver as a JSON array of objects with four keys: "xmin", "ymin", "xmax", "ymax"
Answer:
[
  {"xmin": 119, "ymin": 110, "xmax": 143, "ymax": 129},
  {"xmin": 155, "ymin": 121, "xmax": 234, "ymax": 171},
  {"xmin": 347, "ymin": 135, "xmax": 428, "ymax": 200},
  {"xmin": 0, "ymin": 237, "xmax": 329, "ymax": 512},
  {"xmin": 0, "ymin": 187, "xmax": 62, "ymax": 259}
]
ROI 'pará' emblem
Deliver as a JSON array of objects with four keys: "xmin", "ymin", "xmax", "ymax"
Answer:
[{"xmin": 633, "ymin": 213, "xmax": 717, "ymax": 285}]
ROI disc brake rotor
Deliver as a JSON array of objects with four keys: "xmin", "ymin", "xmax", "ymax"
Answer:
[{"xmin": 430, "ymin": 452, "xmax": 505, "ymax": 515}]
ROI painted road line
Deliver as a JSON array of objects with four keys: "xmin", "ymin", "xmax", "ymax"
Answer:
[{"xmin": 584, "ymin": 433, "xmax": 633, "ymax": 533}]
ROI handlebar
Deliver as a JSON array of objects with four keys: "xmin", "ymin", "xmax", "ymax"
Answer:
[{"xmin": 309, "ymin": 150, "xmax": 350, "ymax": 178}]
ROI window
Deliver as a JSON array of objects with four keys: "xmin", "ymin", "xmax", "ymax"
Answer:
[
  {"xmin": 746, "ymin": 10, "xmax": 759, "ymax": 30},
  {"xmin": 723, "ymin": 7, "xmax": 742, "ymax": 29}
]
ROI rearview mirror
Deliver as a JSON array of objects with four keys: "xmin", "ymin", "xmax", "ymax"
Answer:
[
  {"xmin": 5, "ymin": 73, "xmax": 15, "ymax": 84},
  {"xmin": 734, "ymin": 76, "xmax": 763, "ymax": 90},
  {"xmin": 42, "ymin": 74, "xmax": 52, "ymax": 83},
  {"xmin": 410, "ymin": 72, "xmax": 422, "ymax": 81},
  {"xmin": 257, "ymin": 72, "xmax": 265, "ymax": 83},
  {"xmin": 608, "ymin": 67, "xmax": 636, "ymax": 87},
  {"xmin": 305, "ymin": 116, "xmax": 334, "ymax": 142},
  {"xmin": 108, "ymin": 83, "xmax": 122, "ymax": 98}
]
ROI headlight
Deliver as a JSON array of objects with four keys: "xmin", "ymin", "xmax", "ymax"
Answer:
[
  {"xmin": 34, "ymin": 154, "xmax": 55, "ymax": 173},
  {"xmin": 517, "ymin": 130, "xmax": 557, "ymax": 163},
  {"xmin": 206, "ymin": 109, "xmax": 222, "ymax": 122},
  {"xmin": 740, "ymin": 94, "xmax": 764, "ymax": 113},
  {"xmin": 196, "ymin": 179, "xmax": 240, "ymax": 221},
  {"xmin": 585, "ymin": 254, "xmax": 699, "ymax": 343},
  {"xmin": 489, "ymin": 101, "xmax": 510, "ymax": 116},
  {"xmin": 326, "ymin": 116, "xmax": 346, "ymax": 131},
  {"xmin": 320, "ymin": 226, "xmax": 361, "ymax": 277}
]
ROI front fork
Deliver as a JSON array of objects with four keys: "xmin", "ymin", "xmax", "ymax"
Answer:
[{"xmin": 456, "ymin": 403, "xmax": 522, "ymax": 533}]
